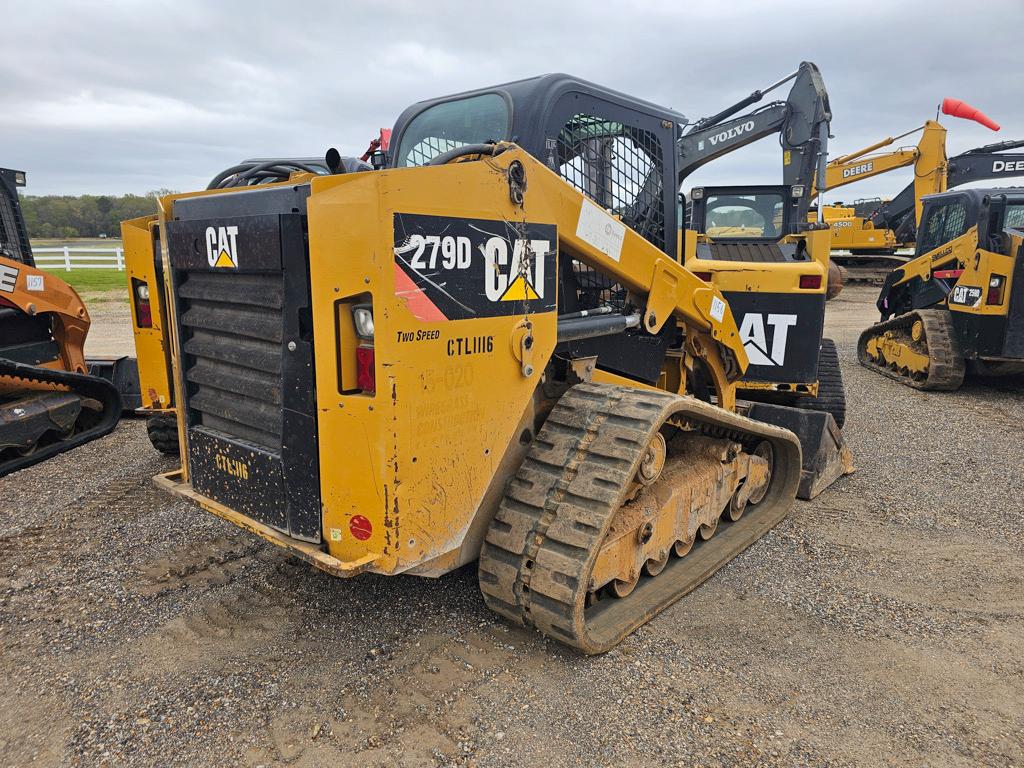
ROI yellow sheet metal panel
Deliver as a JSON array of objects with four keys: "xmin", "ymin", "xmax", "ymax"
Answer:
[
  {"xmin": 121, "ymin": 214, "xmax": 171, "ymax": 409},
  {"xmin": 306, "ymin": 162, "xmax": 559, "ymax": 575}
]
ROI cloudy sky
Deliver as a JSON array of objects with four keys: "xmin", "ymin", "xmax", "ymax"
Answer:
[{"xmin": 3, "ymin": 0, "xmax": 1022, "ymax": 203}]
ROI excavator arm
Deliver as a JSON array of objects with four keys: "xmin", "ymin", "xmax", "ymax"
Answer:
[
  {"xmin": 822, "ymin": 145, "xmax": 918, "ymax": 190},
  {"xmin": 947, "ymin": 140, "xmax": 1024, "ymax": 186},
  {"xmin": 677, "ymin": 62, "xmax": 831, "ymax": 223},
  {"xmin": 870, "ymin": 139, "xmax": 1024, "ymax": 242},
  {"xmin": 816, "ymin": 120, "xmax": 948, "ymax": 214}
]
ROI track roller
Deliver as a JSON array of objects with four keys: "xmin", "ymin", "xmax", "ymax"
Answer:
[
  {"xmin": 857, "ymin": 308, "xmax": 965, "ymax": 390},
  {"xmin": 477, "ymin": 382, "xmax": 801, "ymax": 654}
]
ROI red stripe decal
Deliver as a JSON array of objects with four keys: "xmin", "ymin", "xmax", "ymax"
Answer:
[{"xmin": 393, "ymin": 263, "xmax": 447, "ymax": 321}]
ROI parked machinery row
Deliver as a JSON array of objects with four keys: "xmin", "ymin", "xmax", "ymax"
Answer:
[{"xmin": 3, "ymin": 63, "xmax": 1020, "ymax": 652}]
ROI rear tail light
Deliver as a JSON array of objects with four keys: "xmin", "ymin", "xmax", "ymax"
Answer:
[
  {"xmin": 131, "ymin": 277, "xmax": 152, "ymax": 328},
  {"xmin": 352, "ymin": 303, "xmax": 375, "ymax": 393},
  {"xmin": 355, "ymin": 346, "xmax": 376, "ymax": 393},
  {"xmin": 693, "ymin": 271, "xmax": 713, "ymax": 282},
  {"xmin": 799, "ymin": 274, "xmax": 822, "ymax": 290},
  {"xmin": 987, "ymin": 275, "xmax": 1006, "ymax": 305}
]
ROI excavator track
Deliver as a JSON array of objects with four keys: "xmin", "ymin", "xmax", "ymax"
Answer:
[
  {"xmin": 857, "ymin": 308, "xmax": 965, "ymax": 390},
  {"xmin": 477, "ymin": 382, "xmax": 801, "ymax": 654},
  {"xmin": 0, "ymin": 358, "xmax": 121, "ymax": 478}
]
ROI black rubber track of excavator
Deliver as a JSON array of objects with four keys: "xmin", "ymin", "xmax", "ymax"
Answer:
[
  {"xmin": 477, "ymin": 382, "xmax": 802, "ymax": 655},
  {"xmin": 857, "ymin": 308, "xmax": 966, "ymax": 391},
  {"xmin": 0, "ymin": 358, "xmax": 122, "ymax": 478}
]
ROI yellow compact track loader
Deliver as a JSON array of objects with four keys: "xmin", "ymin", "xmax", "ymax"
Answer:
[
  {"xmin": 0, "ymin": 168, "xmax": 124, "ymax": 476},
  {"xmin": 141, "ymin": 75, "xmax": 853, "ymax": 652},
  {"xmin": 859, "ymin": 187, "xmax": 1024, "ymax": 388},
  {"xmin": 813, "ymin": 100, "xmax": 1023, "ymax": 281}
]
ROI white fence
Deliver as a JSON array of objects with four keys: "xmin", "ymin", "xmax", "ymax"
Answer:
[{"xmin": 32, "ymin": 246, "xmax": 125, "ymax": 271}]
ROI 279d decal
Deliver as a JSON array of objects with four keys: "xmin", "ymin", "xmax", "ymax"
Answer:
[{"xmin": 393, "ymin": 213, "xmax": 557, "ymax": 321}]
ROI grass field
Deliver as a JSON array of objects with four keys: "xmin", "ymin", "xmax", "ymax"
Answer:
[
  {"xmin": 29, "ymin": 238, "xmax": 129, "ymax": 297},
  {"xmin": 52, "ymin": 268, "xmax": 129, "ymax": 293}
]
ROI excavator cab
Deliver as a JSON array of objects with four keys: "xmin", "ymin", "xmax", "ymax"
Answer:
[{"xmin": 673, "ymin": 62, "xmax": 845, "ymax": 429}]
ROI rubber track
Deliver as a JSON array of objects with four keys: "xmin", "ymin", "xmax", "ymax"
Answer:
[
  {"xmin": 795, "ymin": 338, "xmax": 847, "ymax": 429},
  {"xmin": 477, "ymin": 382, "xmax": 801, "ymax": 654},
  {"xmin": 0, "ymin": 358, "xmax": 122, "ymax": 477},
  {"xmin": 857, "ymin": 308, "xmax": 965, "ymax": 390},
  {"xmin": 146, "ymin": 412, "xmax": 181, "ymax": 456}
]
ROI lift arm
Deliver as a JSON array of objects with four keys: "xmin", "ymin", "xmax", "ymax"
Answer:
[
  {"xmin": 0, "ymin": 254, "xmax": 91, "ymax": 375},
  {"xmin": 485, "ymin": 146, "xmax": 750, "ymax": 406}
]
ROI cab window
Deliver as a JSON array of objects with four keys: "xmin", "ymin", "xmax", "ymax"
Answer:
[
  {"xmin": 918, "ymin": 199, "xmax": 968, "ymax": 254},
  {"xmin": 702, "ymin": 193, "xmax": 785, "ymax": 239},
  {"xmin": 396, "ymin": 93, "xmax": 509, "ymax": 167},
  {"xmin": 555, "ymin": 114, "xmax": 665, "ymax": 250},
  {"xmin": 1004, "ymin": 203, "xmax": 1024, "ymax": 229}
]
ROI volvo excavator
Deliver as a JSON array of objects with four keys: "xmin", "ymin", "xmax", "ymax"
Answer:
[
  {"xmin": 859, "ymin": 186, "xmax": 1024, "ymax": 388},
  {"xmin": 0, "ymin": 168, "xmax": 123, "ymax": 476},
  {"xmin": 135, "ymin": 74, "xmax": 856, "ymax": 654},
  {"xmin": 676, "ymin": 63, "xmax": 850, "ymax": 437}
]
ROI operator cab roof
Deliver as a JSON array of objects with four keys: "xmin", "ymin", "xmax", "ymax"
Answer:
[
  {"xmin": 925, "ymin": 187, "xmax": 1024, "ymax": 205},
  {"xmin": 388, "ymin": 73, "xmax": 688, "ymax": 168}
]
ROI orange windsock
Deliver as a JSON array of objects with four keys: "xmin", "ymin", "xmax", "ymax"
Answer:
[{"xmin": 941, "ymin": 98, "xmax": 1000, "ymax": 131}]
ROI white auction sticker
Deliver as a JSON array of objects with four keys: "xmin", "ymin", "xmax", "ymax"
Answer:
[
  {"xmin": 576, "ymin": 199, "xmax": 625, "ymax": 262},
  {"xmin": 26, "ymin": 274, "xmax": 44, "ymax": 292},
  {"xmin": 710, "ymin": 296, "xmax": 726, "ymax": 322}
]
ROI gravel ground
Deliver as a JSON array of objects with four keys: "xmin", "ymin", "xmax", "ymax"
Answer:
[
  {"xmin": 1, "ymin": 285, "xmax": 1022, "ymax": 767},
  {"xmin": 81, "ymin": 296, "xmax": 132, "ymax": 359}
]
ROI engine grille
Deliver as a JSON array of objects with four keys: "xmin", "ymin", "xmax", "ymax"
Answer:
[
  {"xmin": 177, "ymin": 271, "xmax": 284, "ymax": 450},
  {"xmin": 704, "ymin": 241, "xmax": 790, "ymax": 263}
]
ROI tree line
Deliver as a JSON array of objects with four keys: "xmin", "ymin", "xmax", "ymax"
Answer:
[{"xmin": 20, "ymin": 191, "xmax": 175, "ymax": 239}]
